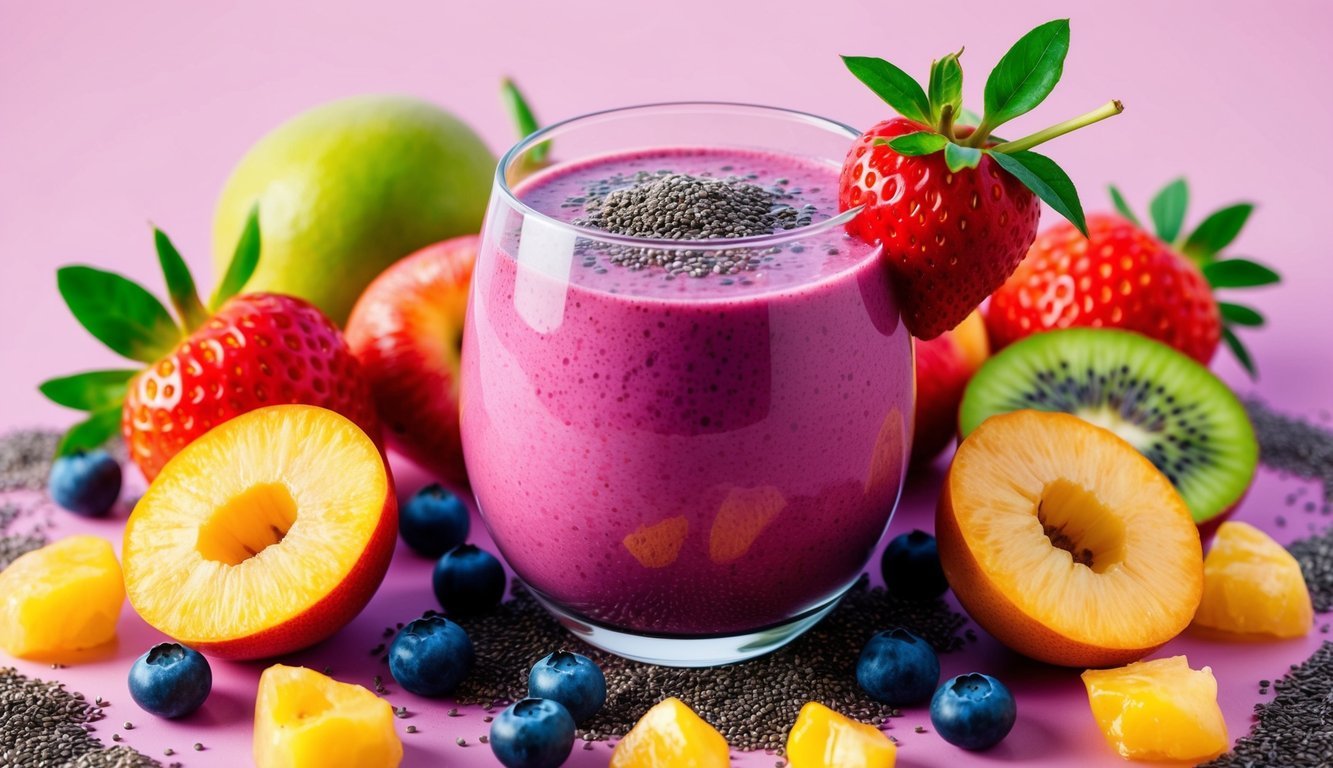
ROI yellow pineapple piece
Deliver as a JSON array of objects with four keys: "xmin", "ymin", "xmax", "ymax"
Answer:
[
  {"xmin": 611, "ymin": 697, "xmax": 729, "ymax": 767},
  {"xmin": 786, "ymin": 702, "xmax": 896, "ymax": 768},
  {"xmin": 254, "ymin": 665, "xmax": 402, "ymax": 768},
  {"xmin": 1193, "ymin": 521, "xmax": 1313, "ymax": 638},
  {"xmin": 0, "ymin": 535, "xmax": 123, "ymax": 659},
  {"xmin": 1081, "ymin": 656, "xmax": 1228, "ymax": 762}
]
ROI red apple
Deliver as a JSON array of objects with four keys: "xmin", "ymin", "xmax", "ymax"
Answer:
[
  {"xmin": 911, "ymin": 310, "xmax": 989, "ymax": 465},
  {"xmin": 345, "ymin": 237, "xmax": 478, "ymax": 490}
]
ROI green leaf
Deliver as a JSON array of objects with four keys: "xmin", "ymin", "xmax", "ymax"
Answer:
[
  {"xmin": 1182, "ymin": 202, "xmax": 1254, "ymax": 262},
  {"xmin": 1108, "ymin": 185, "xmax": 1141, "ymax": 227},
  {"xmin": 55, "ymin": 407, "xmax": 123, "ymax": 458},
  {"xmin": 842, "ymin": 55, "xmax": 932, "ymax": 124},
  {"xmin": 958, "ymin": 107, "xmax": 983, "ymax": 127},
  {"xmin": 39, "ymin": 369, "xmax": 138, "ymax": 412},
  {"xmin": 210, "ymin": 205, "xmax": 261, "ymax": 310},
  {"xmin": 57, "ymin": 266, "xmax": 180, "ymax": 363},
  {"xmin": 1219, "ymin": 301, "xmax": 1265, "ymax": 327},
  {"xmin": 153, "ymin": 227, "xmax": 210, "ymax": 331},
  {"xmin": 884, "ymin": 131, "xmax": 949, "ymax": 156},
  {"xmin": 1202, "ymin": 258, "xmax": 1281, "ymax": 289},
  {"xmin": 501, "ymin": 78, "xmax": 549, "ymax": 164},
  {"xmin": 981, "ymin": 19, "xmax": 1071, "ymax": 128},
  {"xmin": 988, "ymin": 149, "xmax": 1087, "ymax": 235},
  {"xmin": 928, "ymin": 52, "xmax": 963, "ymax": 125},
  {"xmin": 944, "ymin": 142, "xmax": 983, "ymax": 172},
  {"xmin": 1221, "ymin": 326, "xmax": 1257, "ymax": 378},
  {"xmin": 1149, "ymin": 178, "xmax": 1189, "ymax": 243}
]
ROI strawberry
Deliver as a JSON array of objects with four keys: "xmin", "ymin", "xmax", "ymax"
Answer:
[
  {"xmin": 840, "ymin": 19, "xmax": 1122, "ymax": 339},
  {"xmin": 986, "ymin": 179, "xmax": 1280, "ymax": 375},
  {"xmin": 40, "ymin": 209, "xmax": 380, "ymax": 480}
]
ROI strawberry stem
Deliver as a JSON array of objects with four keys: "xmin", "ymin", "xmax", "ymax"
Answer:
[
  {"xmin": 989, "ymin": 100, "xmax": 1123, "ymax": 154},
  {"xmin": 937, "ymin": 104, "xmax": 957, "ymax": 142}
]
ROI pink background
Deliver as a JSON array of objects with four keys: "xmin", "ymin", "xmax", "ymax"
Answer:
[{"xmin": 2, "ymin": 1, "xmax": 1332, "ymax": 766}]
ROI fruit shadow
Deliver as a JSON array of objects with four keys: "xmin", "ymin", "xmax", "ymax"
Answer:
[{"xmin": 185, "ymin": 687, "xmax": 251, "ymax": 727}]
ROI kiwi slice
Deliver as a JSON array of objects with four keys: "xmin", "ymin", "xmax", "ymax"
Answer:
[{"xmin": 959, "ymin": 328, "xmax": 1257, "ymax": 524}]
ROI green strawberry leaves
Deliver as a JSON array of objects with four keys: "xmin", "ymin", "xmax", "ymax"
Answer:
[
  {"xmin": 1219, "ymin": 302, "xmax": 1264, "ymax": 327},
  {"xmin": 57, "ymin": 266, "xmax": 181, "ymax": 364},
  {"xmin": 210, "ymin": 205, "xmax": 261, "ymax": 310},
  {"xmin": 943, "ymin": 143, "xmax": 983, "ymax": 172},
  {"xmin": 1221, "ymin": 327, "xmax": 1257, "ymax": 378},
  {"xmin": 55, "ymin": 407, "xmax": 124, "ymax": 458},
  {"xmin": 843, "ymin": 20, "xmax": 1119, "ymax": 235},
  {"xmin": 843, "ymin": 56, "xmax": 933, "ymax": 125},
  {"xmin": 154, "ymin": 227, "xmax": 210, "ymax": 330},
  {"xmin": 884, "ymin": 132, "xmax": 949, "ymax": 156},
  {"xmin": 502, "ymin": 78, "xmax": 550, "ymax": 172},
  {"xmin": 1202, "ymin": 258, "xmax": 1280, "ymax": 288},
  {"xmin": 39, "ymin": 369, "xmax": 138, "ymax": 412},
  {"xmin": 928, "ymin": 52, "xmax": 963, "ymax": 125},
  {"xmin": 1108, "ymin": 185, "xmax": 1141, "ymax": 227},
  {"xmin": 1149, "ymin": 178, "xmax": 1189, "ymax": 244},
  {"xmin": 981, "ymin": 19, "xmax": 1070, "ymax": 129},
  {"xmin": 989, "ymin": 150, "xmax": 1086, "ymax": 234},
  {"xmin": 1182, "ymin": 203, "xmax": 1253, "ymax": 262}
]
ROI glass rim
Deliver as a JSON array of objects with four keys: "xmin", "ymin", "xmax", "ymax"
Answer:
[{"xmin": 494, "ymin": 101, "xmax": 864, "ymax": 250}]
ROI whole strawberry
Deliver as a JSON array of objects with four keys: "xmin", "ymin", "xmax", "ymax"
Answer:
[
  {"xmin": 841, "ymin": 19, "xmax": 1122, "ymax": 339},
  {"xmin": 986, "ymin": 179, "xmax": 1280, "ymax": 375},
  {"xmin": 41, "ymin": 209, "xmax": 380, "ymax": 480}
]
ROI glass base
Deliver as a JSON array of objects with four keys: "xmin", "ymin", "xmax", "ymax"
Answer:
[{"xmin": 529, "ymin": 587, "xmax": 849, "ymax": 667}]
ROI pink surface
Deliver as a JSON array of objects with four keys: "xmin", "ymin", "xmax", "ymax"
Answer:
[
  {"xmin": 5, "ymin": 453, "xmax": 1329, "ymax": 767},
  {"xmin": 2, "ymin": 1, "xmax": 1332, "ymax": 765}
]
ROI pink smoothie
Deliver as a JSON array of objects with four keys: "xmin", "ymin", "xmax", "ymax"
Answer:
[{"xmin": 460, "ymin": 147, "xmax": 912, "ymax": 635}]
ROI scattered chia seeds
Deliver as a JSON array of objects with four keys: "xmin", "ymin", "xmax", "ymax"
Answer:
[
  {"xmin": 1203, "ymin": 642, "xmax": 1333, "ymax": 768},
  {"xmin": 1, "ymin": 666, "xmax": 160, "ymax": 768},
  {"xmin": 451, "ymin": 578, "xmax": 965, "ymax": 751},
  {"xmin": 0, "ymin": 501, "xmax": 48, "ymax": 572}
]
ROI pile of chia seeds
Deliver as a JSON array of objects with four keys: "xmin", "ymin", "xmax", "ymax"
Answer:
[
  {"xmin": 574, "ymin": 171, "xmax": 820, "ymax": 278},
  {"xmin": 451, "ymin": 579, "xmax": 966, "ymax": 752},
  {"xmin": 1244, "ymin": 401, "xmax": 1333, "ymax": 609},
  {"xmin": 1202, "ymin": 642, "xmax": 1333, "ymax": 768},
  {"xmin": 0, "ymin": 430, "xmax": 60, "ymax": 493},
  {"xmin": 0, "ymin": 667, "xmax": 159, "ymax": 768}
]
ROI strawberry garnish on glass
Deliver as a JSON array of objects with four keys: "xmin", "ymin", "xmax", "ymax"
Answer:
[
  {"xmin": 40, "ymin": 209, "xmax": 380, "ymax": 480},
  {"xmin": 840, "ymin": 19, "xmax": 1122, "ymax": 339}
]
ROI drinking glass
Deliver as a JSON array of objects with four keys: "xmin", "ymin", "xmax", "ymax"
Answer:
[{"xmin": 460, "ymin": 103, "xmax": 912, "ymax": 666}]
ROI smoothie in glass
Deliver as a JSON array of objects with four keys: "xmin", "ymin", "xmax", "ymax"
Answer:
[{"xmin": 460, "ymin": 104, "xmax": 912, "ymax": 665}]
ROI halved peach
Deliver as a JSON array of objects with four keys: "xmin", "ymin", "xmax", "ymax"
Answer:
[
  {"xmin": 123, "ymin": 405, "xmax": 396, "ymax": 659},
  {"xmin": 938, "ymin": 410, "xmax": 1203, "ymax": 667}
]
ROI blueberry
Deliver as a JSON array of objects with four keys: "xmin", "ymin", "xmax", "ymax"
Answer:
[
  {"xmin": 528, "ymin": 650, "xmax": 606, "ymax": 724},
  {"xmin": 856, "ymin": 628, "xmax": 940, "ymax": 705},
  {"xmin": 489, "ymin": 698, "xmax": 575, "ymax": 768},
  {"xmin": 399, "ymin": 484, "xmax": 470, "ymax": 558},
  {"xmin": 48, "ymin": 450, "xmax": 122, "ymax": 518},
  {"xmin": 930, "ymin": 673, "xmax": 1017, "ymax": 750},
  {"xmin": 388, "ymin": 615, "xmax": 474, "ymax": 697},
  {"xmin": 127, "ymin": 643, "xmax": 211, "ymax": 719},
  {"xmin": 433, "ymin": 544, "xmax": 506, "ymax": 616},
  {"xmin": 881, "ymin": 530, "xmax": 948, "ymax": 600}
]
